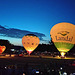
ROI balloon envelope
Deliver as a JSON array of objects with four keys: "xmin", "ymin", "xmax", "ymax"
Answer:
[
  {"xmin": 22, "ymin": 34, "xmax": 40, "ymax": 55},
  {"xmin": 50, "ymin": 22, "xmax": 75, "ymax": 56},
  {"xmin": 0, "ymin": 46, "xmax": 6, "ymax": 54}
]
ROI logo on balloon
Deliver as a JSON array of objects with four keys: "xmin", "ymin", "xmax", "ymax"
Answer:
[
  {"xmin": 55, "ymin": 36, "xmax": 73, "ymax": 42},
  {"xmin": 58, "ymin": 31, "xmax": 69, "ymax": 36},
  {"xmin": 55, "ymin": 31, "xmax": 73, "ymax": 42}
]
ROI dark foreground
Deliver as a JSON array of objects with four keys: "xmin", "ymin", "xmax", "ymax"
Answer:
[{"xmin": 0, "ymin": 55, "xmax": 75, "ymax": 75}]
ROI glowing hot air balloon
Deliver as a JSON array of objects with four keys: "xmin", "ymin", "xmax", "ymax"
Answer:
[
  {"xmin": 0, "ymin": 46, "xmax": 6, "ymax": 54},
  {"xmin": 22, "ymin": 34, "xmax": 40, "ymax": 55},
  {"xmin": 50, "ymin": 22, "xmax": 75, "ymax": 57}
]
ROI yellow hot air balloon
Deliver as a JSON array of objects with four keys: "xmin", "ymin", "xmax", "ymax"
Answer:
[
  {"xmin": 22, "ymin": 34, "xmax": 40, "ymax": 55},
  {"xmin": 50, "ymin": 22, "xmax": 75, "ymax": 57}
]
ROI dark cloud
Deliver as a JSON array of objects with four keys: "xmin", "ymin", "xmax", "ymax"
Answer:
[{"xmin": 0, "ymin": 25, "xmax": 46, "ymax": 41}]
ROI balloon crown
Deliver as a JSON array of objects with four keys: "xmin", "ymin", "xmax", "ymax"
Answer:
[{"xmin": 25, "ymin": 34, "xmax": 37, "ymax": 37}]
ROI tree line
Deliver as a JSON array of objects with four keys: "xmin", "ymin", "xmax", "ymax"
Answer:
[{"xmin": 0, "ymin": 39, "xmax": 75, "ymax": 54}]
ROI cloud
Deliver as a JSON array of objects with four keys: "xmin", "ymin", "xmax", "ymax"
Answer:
[{"xmin": 0, "ymin": 25, "xmax": 46, "ymax": 41}]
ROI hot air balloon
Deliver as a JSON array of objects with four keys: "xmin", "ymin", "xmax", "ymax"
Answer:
[
  {"xmin": 0, "ymin": 46, "xmax": 6, "ymax": 54},
  {"xmin": 50, "ymin": 22, "xmax": 75, "ymax": 57},
  {"xmin": 22, "ymin": 34, "xmax": 40, "ymax": 55}
]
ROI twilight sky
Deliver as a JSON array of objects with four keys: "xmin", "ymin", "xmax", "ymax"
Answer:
[{"xmin": 0, "ymin": 0, "xmax": 75, "ymax": 46}]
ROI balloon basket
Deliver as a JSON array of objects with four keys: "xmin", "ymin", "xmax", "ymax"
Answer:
[
  {"xmin": 60, "ymin": 52, "xmax": 66, "ymax": 58},
  {"xmin": 27, "ymin": 51, "xmax": 32, "ymax": 56}
]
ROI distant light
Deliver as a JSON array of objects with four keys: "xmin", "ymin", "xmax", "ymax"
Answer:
[
  {"xmin": 36, "ymin": 71, "xmax": 39, "ymax": 73},
  {"xmin": 52, "ymin": 69, "xmax": 54, "ymax": 71},
  {"xmin": 23, "ymin": 73, "xmax": 25, "ymax": 75},
  {"xmin": 11, "ymin": 54, "xmax": 15, "ymax": 57},
  {"xmin": 60, "ymin": 67, "xmax": 62, "ymax": 70},
  {"xmin": 5, "ymin": 67, "xmax": 7, "ymax": 69},
  {"xmin": 5, "ymin": 54, "xmax": 10, "ymax": 57},
  {"xmin": 11, "ymin": 49, "xmax": 15, "ymax": 51},
  {"xmin": 63, "ymin": 72, "xmax": 67, "ymax": 75},
  {"xmin": 58, "ymin": 55, "xmax": 59, "ymax": 57}
]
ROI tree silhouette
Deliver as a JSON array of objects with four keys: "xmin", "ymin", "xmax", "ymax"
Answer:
[{"xmin": 0, "ymin": 39, "xmax": 13, "ymax": 53}]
